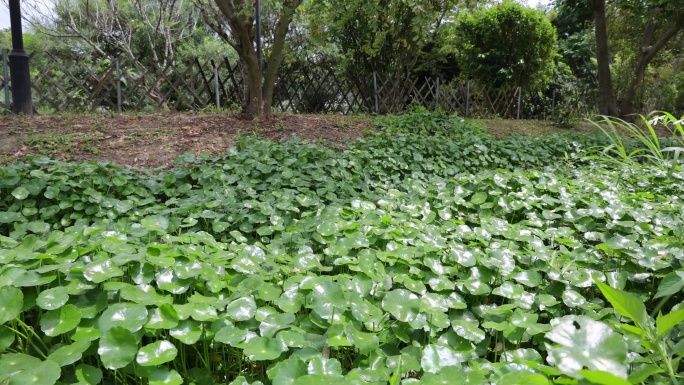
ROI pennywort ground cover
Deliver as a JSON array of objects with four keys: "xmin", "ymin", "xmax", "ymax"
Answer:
[{"xmin": 0, "ymin": 112, "xmax": 683, "ymax": 385}]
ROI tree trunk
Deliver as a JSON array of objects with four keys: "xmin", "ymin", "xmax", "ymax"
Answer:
[
  {"xmin": 619, "ymin": 11, "xmax": 684, "ymax": 118},
  {"xmin": 591, "ymin": 0, "xmax": 619, "ymax": 116},
  {"xmin": 241, "ymin": 48, "xmax": 264, "ymax": 120},
  {"xmin": 208, "ymin": 0, "xmax": 303, "ymax": 120}
]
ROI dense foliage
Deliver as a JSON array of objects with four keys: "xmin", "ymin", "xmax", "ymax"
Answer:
[
  {"xmin": 449, "ymin": 2, "xmax": 557, "ymax": 91},
  {"xmin": 0, "ymin": 112, "xmax": 683, "ymax": 384}
]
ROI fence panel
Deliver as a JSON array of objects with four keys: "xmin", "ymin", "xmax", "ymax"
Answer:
[{"xmin": 1, "ymin": 51, "xmax": 591, "ymax": 119}]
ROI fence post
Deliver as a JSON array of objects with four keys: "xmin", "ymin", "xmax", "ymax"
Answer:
[
  {"xmin": 115, "ymin": 58, "xmax": 122, "ymax": 113},
  {"xmin": 214, "ymin": 65, "xmax": 220, "ymax": 109},
  {"xmin": 373, "ymin": 71, "xmax": 379, "ymax": 114},
  {"xmin": 435, "ymin": 77, "xmax": 440, "ymax": 110},
  {"xmin": 2, "ymin": 49, "xmax": 9, "ymax": 111},
  {"xmin": 465, "ymin": 80, "xmax": 470, "ymax": 118},
  {"xmin": 516, "ymin": 87, "xmax": 522, "ymax": 120}
]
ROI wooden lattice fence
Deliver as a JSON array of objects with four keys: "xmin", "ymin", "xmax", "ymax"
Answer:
[{"xmin": 0, "ymin": 50, "xmax": 590, "ymax": 119}]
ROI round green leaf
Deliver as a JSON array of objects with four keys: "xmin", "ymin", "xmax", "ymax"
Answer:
[
  {"xmin": 148, "ymin": 368, "xmax": 183, "ymax": 385},
  {"xmin": 214, "ymin": 322, "xmax": 247, "ymax": 346},
  {"xmin": 0, "ymin": 353, "xmax": 41, "ymax": 380},
  {"xmin": 169, "ymin": 319, "xmax": 202, "ymax": 344},
  {"xmin": 225, "ymin": 296, "xmax": 256, "ymax": 321},
  {"xmin": 240, "ymin": 336, "xmax": 287, "ymax": 361},
  {"xmin": 26, "ymin": 221, "xmax": 50, "ymax": 234},
  {"xmin": 7, "ymin": 359, "xmax": 61, "ymax": 385},
  {"xmin": 345, "ymin": 324, "xmax": 379, "ymax": 354},
  {"xmin": 0, "ymin": 325, "xmax": 15, "ymax": 352},
  {"xmin": 0, "ymin": 287, "xmax": 23, "ymax": 325},
  {"xmin": 11, "ymin": 186, "xmax": 30, "ymax": 200},
  {"xmin": 40, "ymin": 304, "xmax": 81, "ymax": 336},
  {"xmin": 382, "ymin": 289, "xmax": 420, "ymax": 322},
  {"xmin": 98, "ymin": 326, "xmax": 139, "ymax": 369},
  {"xmin": 141, "ymin": 216, "xmax": 170, "ymax": 233},
  {"xmin": 83, "ymin": 259, "xmax": 124, "ymax": 284},
  {"xmin": 307, "ymin": 356, "xmax": 342, "ymax": 376},
  {"xmin": 137, "ymin": 340, "xmax": 178, "ymax": 366},
  {"xmin": 37, "ymin": 287, "xmax": 70, "ymax": 310},
  {"xmin": 75, "ymin": 364, "xmax": 103, "ymax": 385},
  {"xmin": 471, "ymin": 192, "xmax": 487, "ymax": 205},
  {"xmin": 267, "ymin": 356, "xmax": 307, "ymax": 385},
  {"xmin": 546, "ymin": 315, "xmax": 628, "ymax": 378},
  {"xmin": 46, "ymin": 340, "xmax": 91, "ymax": 366},
  {"xmin": 98, "ymin": 303, "xmax": 148, "ymax": 333},
  {"xmin": 421, "ymin": 344, "xmax": 469, "ymax": 374},
  {"xmin": 146, "ymin": 304, "xmax": 179, "ymax": 329}
]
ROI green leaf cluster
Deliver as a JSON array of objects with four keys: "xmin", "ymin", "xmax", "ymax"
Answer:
[
  {"xmin": 449, "ymin": 2, "xmax": 557, "ymax": 91},
  {"xmin": 0, "ymin": 112, "xmax": 683, "ymax": 384}
]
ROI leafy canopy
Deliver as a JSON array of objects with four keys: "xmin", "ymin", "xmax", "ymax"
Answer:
[{"xmin": 450, "ymin": 2, "xmax": 557, "ymax": 91}]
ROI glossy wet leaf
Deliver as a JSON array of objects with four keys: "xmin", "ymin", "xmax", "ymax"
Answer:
[
  {"xmin": 40, "ymin": 304, "xmax": 81, "ymax": 336},
  {"xmin": 345, "ymin": 324, "xmax": 379, "ymax": 354},
  {"xmin": 240, "ymin": 336, "xmax": 287, "ymax": 361},
  {"xmin": 98, "ymin": 326, "xmax": 139, "ymax": 369},
  {"xmin": 308, "ymin": 356, "xmax": 342, "ymax": 376},
  {"xmin": 421, "ymin": 344, "xmax": 469, "ymax": 374},
  {"xmin": 259, "ymin": 312, "xmax": 296, "ymax": 338},
  {"xmin": 225, "ymin": 296, "xmax": 257, "ymax": 321},
  {"xmin": 382, "ymin": 289, "xmax": 420, "ymax": 322},
  {"xmin": 546, "ymin": 315, "xmax": 628, "ymax": 378},
  {"xmin": 7, "ymin": 359, "xmax": 61, "ymax": 385},
  {"xmin": 98, "ymin": 302, "xmax": 148, "ymax": 332},
  {"xmin": 83, "ymin": 259, "xmax": 124, "ymax": 284},
  {"xmin": 214, "ymin": 322, "xmax": 248, "ymax": 346},
  {"xmin": 578, "ymin": 370, "xmax": 631, "ymax": 385},
  {"xmin": 146, "ymin": 304, "xmax": 179, "ymax": 329},
  {"xmin": 267, "ymin": 355, "xmax": 307, "ymax": 385},
  {"xmin": 46, "ymin": 339, "xmax": 91, "ymax": 366},
  {"xmin": 11, "ymin": 186, "xmax": 30, "ymax": 200},
  {"xmin": 75, "ymin": 364, "xmax": 103, "ymax": 385},
  {"xmin": 148, "ymin": 368, "xmax": 183, "ymax": 385},
  {"xmin": 421, "ymin": 366, "xmax": 487, "ymax": 385},
  {"xmin": 0, "ymin": 287, "xmax": 23, "ymax": 324},
  {"xmin": 136, "ymin": 340, "xmax": 178, "ymax": 366},
  {"xmin": 36, "ymin": 286, "xmax": 69, "ymax": 310},
  {"xmin": 0, "ymin": 325, "xmax": 15, "ymax": 352},
  {"xmin": 169, "ymin": 319, "xmax": 202, "ymax": 344},
  {"xmin": 141, "ymin": 215, "xmax": 169, "ymax": 233}
]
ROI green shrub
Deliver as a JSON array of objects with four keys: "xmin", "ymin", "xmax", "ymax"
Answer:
[{"xmin": 449, "ymin": 2, "xmax": 557, "ymax": 91}]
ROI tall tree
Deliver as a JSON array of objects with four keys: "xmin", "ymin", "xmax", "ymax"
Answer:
[
  {"xmin": 591, "ymin": 0, "xmax": 619, "ymax": 115},
  {"xmin": 308, "ymin": 0, "xmax": 459, "ymax": 78},
  {"xmin": 590, "ymin": 0, "xmax": 684, "ymax": 117},
  {"xmin": 196, "ymin": 0, "xmax": 304, "ymax": 119},
  {"xmin": 22, "ymin": 0, "xmax": 202, "ymax": 105},
  {"xmin": 617, "ymin": 4, "xmax": 684, "ymax": 116}
]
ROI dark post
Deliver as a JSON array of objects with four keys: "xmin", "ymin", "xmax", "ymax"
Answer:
[
  {"xmin": 8, "ymin": 0, "xmax": 33, "ymax": 114},
  {"xmin": 255, "ymin": 0, "xmax": 262, "ymax": 71}
]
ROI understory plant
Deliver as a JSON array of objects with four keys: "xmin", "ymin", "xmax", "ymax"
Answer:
[
  {"xmin": 0, "ymin": 111, "xmax": 682, "ymax": 385},
  {"xmin": 588, "ymin": 111, "xmax": 684, "ymax": 174}
]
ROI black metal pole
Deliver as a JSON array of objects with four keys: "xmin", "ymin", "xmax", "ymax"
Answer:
[
  {"xmin": 255, "ymin": 0, "xmax": 262, "ymax": 71},
  {"xmin": 8, "ymin": 0, "xmax": 32, "ymax": 115}
]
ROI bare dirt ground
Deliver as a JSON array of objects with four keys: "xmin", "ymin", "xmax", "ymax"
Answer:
[
  {"xmin": 0, "ymin": 112, "xmax": 606, "ymax": 168},
  {"xmin": 0, "ymin": 112, "xmax": 375, "ymax": 168}
]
